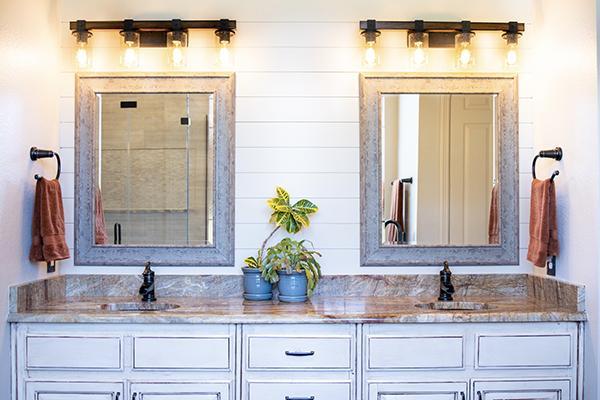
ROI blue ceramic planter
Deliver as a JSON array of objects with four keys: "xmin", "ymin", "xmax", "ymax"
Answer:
[
  {"xmin": 242, "ymin": 267, "xmax": 273, "ymax": 301},
  {"xmin": 277, "ymin": 270, "xmax": 308, "ymax": 302}
]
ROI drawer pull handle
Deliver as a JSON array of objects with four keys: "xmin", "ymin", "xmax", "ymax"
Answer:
[
  {"xmin": 285, "ymin": 397, "xmax": 314, "ymax": 400},
  {"xmin": 285, "ymin": 351, "xmax": 315, "ymax": 357},
  {"xmin": 132, "ymin": 393, "xmax": 137, "ymax": 400},
  {"xmin": 114, "ymin": 393, "xmax": 120, "ymax": 400},
  {"xmin": 477, "ymin": 391, "xmax": 483, "ymax": 400},
  {"xmin": 460, "ymin": 392, "xmax": 465, "ymax": 400}
]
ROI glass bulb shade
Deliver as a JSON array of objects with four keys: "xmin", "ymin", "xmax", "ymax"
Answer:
[
  {"xmin": 120, "ymin": 31, "xmax": 140, "ymax": 68},
  {"xmin": 408, "ymin": 31, "xmax": 429, "ymax": 67},
  {"xmin": 455, "ymin": 32, "xmax": 475, "ymax": 68},
  {"xmin": 73, "ymin": 31, "xmax": 92, "ymax": 69},
  {"xmin": 504, "ymin": 32, "xmax": 520, "ymax": 67},
  {"xmin": 167, "ymin": 31, "xmax": 188, "ymax": 68}
]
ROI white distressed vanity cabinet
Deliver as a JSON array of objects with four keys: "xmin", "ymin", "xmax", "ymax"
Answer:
[{"xmin": 12, "ymin": 321, "xmax": 582, "ymax": 400}]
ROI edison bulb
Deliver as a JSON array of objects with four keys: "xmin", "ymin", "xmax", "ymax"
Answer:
[
  {"xmin": 171, "ymin": 41, "xmax": 185, "ymax": 67},
  {"xmin": 459, "ymin": 47, "xmax": 472, "ymax": 66},
  {"xmin": 122, "ymin": 44, "xmax": 138, "ymax": 68},
  {"xmin": 412, "ymin": 44, "xmax": 426, "ymax": 66},
  {"xmin": 364, "ymin": 44, "xmax": 377, "ymax": 67},
  {"xmin": 219, "ymin": 45, "xmax": 231, "ymax": 67},
  {"xmin": 76, "ymin": 46, "xmax": 89, "ymax": 69},
  {"xmin": 506, "ymin": 46, "xmax": 518, "ymax": 66}
]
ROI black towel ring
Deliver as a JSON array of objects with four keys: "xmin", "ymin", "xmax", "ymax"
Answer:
[
  {"xmin": 30, "ymin": 147, "xmax": 61, "ymax": 180},
  {"xmin": 532, "ymin": 147, "xmax": 562, "ymax": 182}
]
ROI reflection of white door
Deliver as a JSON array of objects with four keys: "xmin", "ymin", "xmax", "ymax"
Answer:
[
  {"xmin": 449, "ymin": 95, "xmax": 494, "ymax": 245},
  {"xmin": 416, "ymin": 94, "xmax": 493, "ymax": 245}
]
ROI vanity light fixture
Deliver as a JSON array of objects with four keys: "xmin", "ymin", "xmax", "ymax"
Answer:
[
  {"xmin": 120, "ymin": 19, "xmax": 140, "ymax": 68},
  {"xmin": 69, "ymin": 19, "xmax": 237, "ymax": 70},
  {"xmin": 215, "ymin": 19, "xmax": 235, "ymax": 68},
  {"xmin": 361, "ymin": 19, "xmax": 380, "ymax": 68},
  {"xmin": 503, "ymin": 21, "xmax": 521, "ymax": 67},
  {"xmin": 73, "ymin": 20, "xmax": 92, "ymax": 69},
  {"xmin": 167, "ymin": 19, "xmax": 187, "ymax": 68},
  {"xmin": 455, "ymin": 21, "xmax": 475, "ymax": 68},
  {"xmin": 408, "ymin": 20, "xmax": 429, "ymax": 67},
  {"xmin": 358, "ymin": 20, "xmax": 524, "ymax": 70}
]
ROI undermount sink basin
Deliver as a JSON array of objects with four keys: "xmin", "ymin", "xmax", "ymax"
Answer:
[
  {"xmin": 415, "ymin": 301, "xmax": 489, "ymax": 311},
  {"xmin": 100, "ymin": 302, "xmax": 180, "ymax": 312}
]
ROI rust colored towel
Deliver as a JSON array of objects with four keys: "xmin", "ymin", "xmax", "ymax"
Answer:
[
  {"xmin": 95, "ymin": 187, "xmax": 108, "ymax": 245},
  {"xmin": 29, "ymin": 178, "xmax": 70, "ymax": 263},
  {"xmin": 488, "ymin": 184, "xmax": 499, "ymax": 244},
  {"xmin": 527, "ymin": 178, "xmax": 559, "ymax": 267},
  {"xmin": 386, "ymin": 179, "xmax": 404, "ymax": 244}
]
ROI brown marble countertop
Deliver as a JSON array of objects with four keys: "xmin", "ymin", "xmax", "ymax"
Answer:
[{"xmin": 7, "ymin": 295, "xmax": 586, "ymax": 324}]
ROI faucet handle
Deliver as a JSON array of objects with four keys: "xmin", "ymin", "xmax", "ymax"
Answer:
[{"xmin": 143, "ymin": 261, "xmax": 153, "ymax": 275}]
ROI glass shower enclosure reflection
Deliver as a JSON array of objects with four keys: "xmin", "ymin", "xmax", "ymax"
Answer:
[{"xmin": 94, "ymin": 93, "xmax": 214, "ymax": 246}]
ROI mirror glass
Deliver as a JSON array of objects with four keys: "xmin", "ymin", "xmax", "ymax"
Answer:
[
  {"xmin": 94, "ymin": 93, "xmax": 214, "ymax": 247},
  {"xmin": 381, "ymin": 93, "xmax": 498, "ymax": 246}
]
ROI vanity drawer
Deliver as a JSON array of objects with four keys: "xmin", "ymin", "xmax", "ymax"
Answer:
[
  {"xmin": 368, "ymin": 335, "xmax": 464, "ymax": 369},
  {"xmin": 134, "ymin": 336, "xmax": 231, "ymax": 370},
  {"xmin": 26, "ymin": 335, "xmax": 122, "ymax": 370},
  {"xmin": 477, "ymin": 334, "xmax": 573, "ymax": 368},
  {"xmin": 247, "ymin": 382, "xmax": 351, "ymax": 400},
  {"xmin": 247, "ymin": 335, "xmax": 352, "ymax": 370}
]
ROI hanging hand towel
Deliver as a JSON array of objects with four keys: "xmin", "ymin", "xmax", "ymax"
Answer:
[
  {"xmin": 29, "ymin": 178, "xmax": 70, "ymax": 263},
  {"xmin": 95, "ymin": 187, "xmax": 108, "ymax": 245},
  {"xmin": 488, "ymin": 184, "xmax": 500, "ymax": 244},
  {"xmin": 527, "ymin": 178, "xmax": 559, "ymax": 267},
  {"xmin": 386, "ymin": 179, "xmax": 404, "ymax": 244}
]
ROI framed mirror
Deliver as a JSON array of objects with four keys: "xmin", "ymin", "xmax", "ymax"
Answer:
[
  {"xmin": 75, "ymin": 73, "xmax": 235, "ymax": 265},
  {"xmin": 360, "ymin": 73, "xmax": 518, "ymax": 266}
]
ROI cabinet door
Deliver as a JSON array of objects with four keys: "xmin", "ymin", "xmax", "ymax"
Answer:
[
  {"xmin": 26, "ymin": 382, "xmax": 123, "ymax": 400},
  {"xmin": 473, "ymin": 379, "xmax": 571, "ymax": 400},
  {"xmin": 130, "ymin": 382, "xmax": 230, "ymax": 400},
  {"xmin": 368, "ymin": 382, "xmax": 467, "ymax": 400}
]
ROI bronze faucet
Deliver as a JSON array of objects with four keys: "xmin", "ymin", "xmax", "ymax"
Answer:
[
  {"xmin": 139, "ymin": 262, "xmax": 156, "ymax": 302},
  {"xmin": 438, "ymin": 261, "xmax": 455, "ymax": 301}
]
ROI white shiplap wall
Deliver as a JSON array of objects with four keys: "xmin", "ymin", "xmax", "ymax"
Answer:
[{"xmin": 56, "ymin": 0, "xmax": 536, "ymax": 275}]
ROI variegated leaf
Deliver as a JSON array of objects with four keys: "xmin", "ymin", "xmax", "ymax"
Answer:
[{"xmin": 292, "ymin": 199, "xmax": 318, "ymax": 214}]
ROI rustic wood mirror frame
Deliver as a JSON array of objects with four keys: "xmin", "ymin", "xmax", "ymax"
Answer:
[
  {"xmin": 360, "ymin": 73, "xmax": 519, "ymax": 266},
  {"xmin": 75, "ymin": 73, "xmax": 235, "ymax": 266}
]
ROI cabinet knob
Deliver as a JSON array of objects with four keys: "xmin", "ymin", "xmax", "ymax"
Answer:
[
  {"xmin": 114, "ymin": 393, "xmax": 120, "ymax": 400},
  {"xmin": 132, "ymin": 393, "xmax": 137, "ymax": 400},
  {"xmin": 460, "ymin": 392, "xmax": 465, "ymax": 400},
  {"xmin": 284, "ymin": 351, "xmax": 315, "ymax": 357},
  {"xmin": 477, "ymin": 391, "xmax": 483, "ymax": 400}
]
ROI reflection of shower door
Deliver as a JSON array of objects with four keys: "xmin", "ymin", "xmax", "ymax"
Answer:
[{"xmin": 99, "ymin": 93, "xmax": 210, "ymax": 246}]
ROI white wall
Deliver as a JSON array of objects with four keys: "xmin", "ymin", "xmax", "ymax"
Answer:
[
  {"xmin": 55, "ymin": 0, "xmax": 537, "ymax": 275},
  {"xmin": 0, "ymin": 0, "xmax": 59, "ymax": 398},
  {"xmin": 534, "ymin": 1, "xmax": 600, "ymax": 399}
]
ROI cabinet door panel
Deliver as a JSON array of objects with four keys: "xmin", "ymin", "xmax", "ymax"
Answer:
[
  {"xmin": 130, "ymin": 383, "xmax": 229, "ymax": 400},
  {"xmin": 473, "ymin": 379, "xmax": 571, "ymax": 400},
  {"xmin": 26, "ymin": 382, "xmax": 123, "ymax": 400},
  {"xmin": 369, "ymin": 382, "xmax": 467, "ymax": 400}
]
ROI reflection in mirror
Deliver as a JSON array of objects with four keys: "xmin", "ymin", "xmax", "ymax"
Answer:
[
  {"xmin": 381, "ymin": 94, "xmax": 498, "ymax": 246},
  {"xmin": 94, "ymin": 93, "xmax": 214, "ymax": 246}
]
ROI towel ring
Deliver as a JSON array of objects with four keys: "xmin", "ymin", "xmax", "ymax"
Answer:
[
  {"xmin": 532, "ymin": 147, "xmax": 562, "ymax": 181},
  {"xmin": 30, "ymin": 147, "xmax": 61, "ymax": 180}
]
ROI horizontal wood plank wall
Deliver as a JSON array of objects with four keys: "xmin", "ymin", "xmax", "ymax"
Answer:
[{"xmin": 56, "ymin": 0, "xmax": 535, "ymax": 274}]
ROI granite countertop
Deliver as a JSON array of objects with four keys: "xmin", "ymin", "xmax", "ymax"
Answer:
[{"xmin": 7, "ymin": 273, "xmax": 586, "ymax": 324}]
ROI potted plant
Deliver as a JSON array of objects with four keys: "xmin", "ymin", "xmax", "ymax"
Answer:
[
  {"xmin": 263, "ymin": 238, "xmax": 322, "ymax": 302},
  {"xmin": 242, "ymin": 187, "xmax": 318, "ymax": 300}
]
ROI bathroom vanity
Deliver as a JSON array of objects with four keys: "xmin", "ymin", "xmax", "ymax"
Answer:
[{"xmin": 9, "ymin": 274, "xmax": 585, "ymax": 400}]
